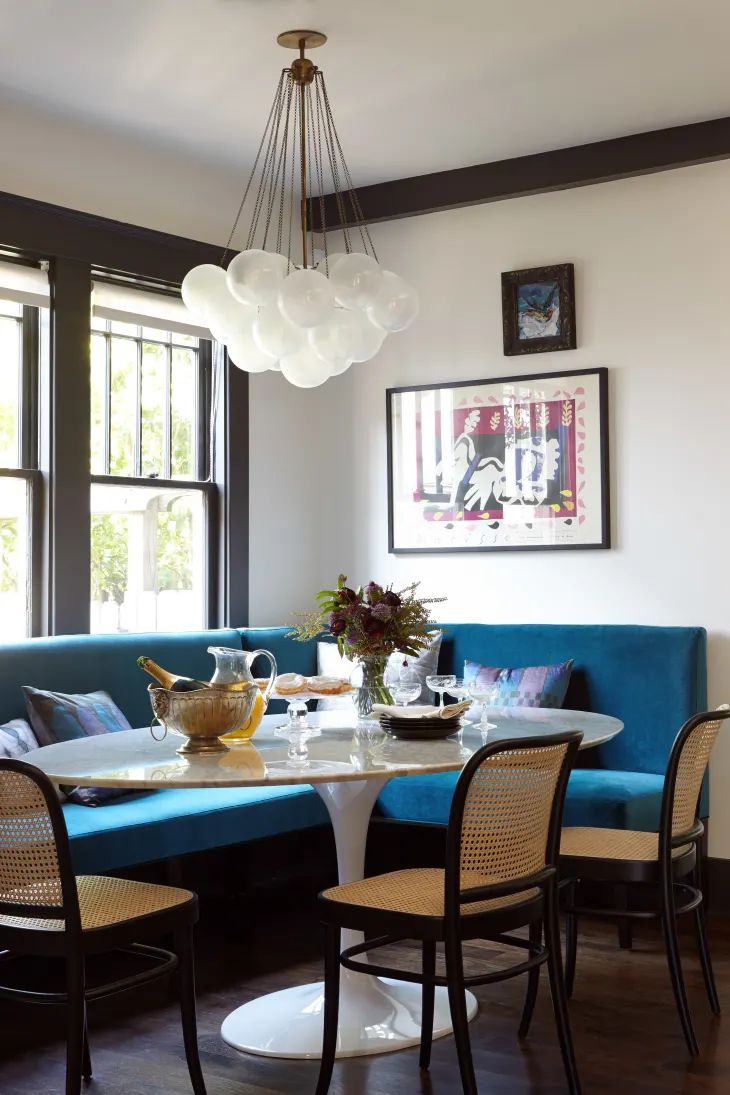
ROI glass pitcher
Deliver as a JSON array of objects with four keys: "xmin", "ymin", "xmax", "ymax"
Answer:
[{"xmin": 207, "ymin": 646, "xmax": 277, "ymax": 741}]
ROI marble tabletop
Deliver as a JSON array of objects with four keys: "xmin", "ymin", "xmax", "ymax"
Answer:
[{"xmin": 24, "ymin": 707, "xmax": 623, "ymax": 790}]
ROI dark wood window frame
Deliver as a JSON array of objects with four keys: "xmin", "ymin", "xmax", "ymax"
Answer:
[
  {"xmin": 0, "ymin": 302, "xmax": 42, "ymax": 637},
  {"xmin": 0, "ymin": 199, "xmax": 248, "ymax": 638},
  {"xmin": 88, "ymin": 319, "xmax": 217, "ymax": 633}
]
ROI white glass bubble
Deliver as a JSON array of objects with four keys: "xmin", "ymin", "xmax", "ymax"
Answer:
[
  {"xmin": 367, "ymin": 271, "xmax": 420, "ymax": 332},
  {"xmin": 329, "ymin": 253, "xmax": 384, "ymax": 310},
  {"xmin": 225, "ymin": 321, "xmax": 274, "ymax": 374},
  {"xmin": 280, "ymin": 346, "xmax": 333, "ymax": 388},
  {"xmin": 181, "ymin": 264, "xmax": 228, "ymax": 324},
  {"xmin": 308, "ymin": 309, "xmax": 364, "ymax": 364},
  {"xmin": 323, "ymin": 252, "xmax": 347, "ymax": 277},
  {"xmin": 328, "ymin": 356, "xmax": 352, "ymax": 377},
  {"xmin": 347, "ymin": 309, "xmax": 387, "ymax": 363},
  {"xmin": 207, "ymin": 288, "xmax": 256, "ymax": 344},
  {"xmin": 227, "ymin": 249, "xmax": 288, "ymax": 306},
  {"xmin": 253, "ymin": 305, "xmax": 306, "ymax": 359},
  {"xmin": 278, "ymin": 269, "xmax": 335, "ymax": 329}
]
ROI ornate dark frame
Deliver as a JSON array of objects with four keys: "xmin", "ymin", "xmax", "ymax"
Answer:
[
  {"xmin": 386, "ymin": 365, "xmax": 610, "ymax": 555},
  {"xmin": 501, "ymin": 263, "xmax": 576, "ymax": 356}
]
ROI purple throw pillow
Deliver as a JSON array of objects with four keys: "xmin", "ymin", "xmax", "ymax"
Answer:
[
  {"xmin": 22, "ymin": 687, "xmax": 132, "ymax": 746},
  {"xmin": 21, "ymin": 687, "xmax": 136, "ymax": 807},
  {"xmin": 464, "ymin": 658, "xmax": 573, "ymax": 708}
]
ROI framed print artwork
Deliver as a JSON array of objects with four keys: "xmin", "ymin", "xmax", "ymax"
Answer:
[
  {"xmin": 386, "ymin": 367, "xmax": 609, "ymax": 554},
  {"xmin": 502, "ymin": 263, "xmax": 576, "ymax": 355}
]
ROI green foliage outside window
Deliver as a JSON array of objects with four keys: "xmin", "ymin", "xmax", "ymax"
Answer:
[
  {"xmin": 89, "ymin": 332, "xmax": 198, "ymax": 606},
  {"xmin": 0, "ymin": 517, "xmax": 17, "ymax": 593}
]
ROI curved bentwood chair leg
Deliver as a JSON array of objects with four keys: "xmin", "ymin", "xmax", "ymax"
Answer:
[
  {"xmin": 564, "ymin": 880, "xmax": 578, "ymax": 999},
  {"xmin": 65, "ymin": 954, "xmax": 86, "ymax": 1095},
  {"xmin": 82, "ymin": 1015, "xmax": 92, "ymax": 1082},
  {"xmin": 174, "ymin": 927, "xmax": 208, "ymax": 1095},
  {"xmin": 518, "ymin": 919, "xmax": 542, "ymax": 1039},
  {"xmin": 315, "ymin": 924, "xmax": 341, "ymax": 1095},
  {"xmin": 420, "ymin": 940, "xmax": 437, "ymax": 1070},
  {"xmin": 661, "ymin": 869, "xmax": 699, "ymax": 1057},
  {"xmin": 444, "ymin": 931, "xmax": 478, "ymax": 1095},
  {"xmin": 545, "ymin": 879, "xmax": 582, "ymax": 1095},
  {"xmin": 691, "ymin": 861, "xmax": 720, "ymax": 1015}
]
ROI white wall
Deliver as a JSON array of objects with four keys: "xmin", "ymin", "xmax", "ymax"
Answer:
[{"xmin": 250, "ymin": 161, "xmax": 730, "ymax": 856}]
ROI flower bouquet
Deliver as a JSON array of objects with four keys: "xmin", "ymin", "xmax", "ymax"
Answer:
[{"xmin": 292, "ymin": 575, "xmax": 443, "ymax": 715}]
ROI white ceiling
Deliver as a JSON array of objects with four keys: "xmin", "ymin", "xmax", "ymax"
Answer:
[
  {"xmin": 0, "ymin": 0, "xmax": 729, "ymax": 243},
  {"xmin": 1, "ymin": 0, "xmax": 729, "ymax": 189}
]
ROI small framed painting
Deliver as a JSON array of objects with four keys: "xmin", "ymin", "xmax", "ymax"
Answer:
[
  {"xmin": 502, "ymin": 263, "xmax": 576, "ymax": 355},
  {"xmin": 386, "ymin": 367, "xmax": 609, "ymax": 554}
]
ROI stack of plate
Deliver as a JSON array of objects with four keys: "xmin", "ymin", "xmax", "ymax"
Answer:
[{"xmin": 378, "ymin": 713, "xmax": 461, "ymax": 741}]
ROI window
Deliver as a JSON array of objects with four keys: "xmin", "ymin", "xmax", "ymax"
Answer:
[
  {"xmin": 0, "ymin": 293, "xmax": 41, "ymax": 642},
  {"xmin": 89, "ymin": 309, "xmax": 213, "ymax": 634}
]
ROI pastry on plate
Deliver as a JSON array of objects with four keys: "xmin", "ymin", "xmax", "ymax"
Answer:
[
  {"xmin": 275, "ymin": 672, "xmax": 306, "ymax": 694},
  {"xmin": 306, "ymin": 675, "xmax": 351, "ymax": 695}
]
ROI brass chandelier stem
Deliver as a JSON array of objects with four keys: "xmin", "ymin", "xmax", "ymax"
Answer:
[
  {"xmin": 221, "ymin": 30, "xmax": 379, "ymax": 272},
  {"xmin": 298, "ymin": 38, "xmax": 308, "ymax": 268}
]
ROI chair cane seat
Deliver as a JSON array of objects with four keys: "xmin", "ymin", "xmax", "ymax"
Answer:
[
  {"xmin": 560, "ymin": 827, "xmax": 692, "ymax": 863},
  {"xmin": 0, "ymin": 875, "xmax": 194, "ymax": 932},
  {"xmin": 322, "ymin": 867, "xmax": 540, "ymax": 919}
]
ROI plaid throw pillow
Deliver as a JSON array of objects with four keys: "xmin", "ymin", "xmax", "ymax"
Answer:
[{"xmin": 464, "ymin": 658, "xmax": 573, "ymax": 708}]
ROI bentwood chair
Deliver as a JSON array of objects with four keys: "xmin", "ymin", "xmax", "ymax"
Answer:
[
  {"xmin": 315, "ymin": 732, "xmax": 584, "ymax": 1095},
  {"xmin": 0, "ymin": 759, "xmax": 207, "ymax": 1095},
  {"xmin": 560, "ymin": 706, "xmax": 730, "ymax": 1057}
]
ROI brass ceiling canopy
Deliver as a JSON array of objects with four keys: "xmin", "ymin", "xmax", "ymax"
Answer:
[{"xmin": 276, "ymin": 30, "xmax": 327, "ymax": 50}]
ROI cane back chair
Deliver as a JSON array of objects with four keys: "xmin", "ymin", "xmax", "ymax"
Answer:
[
  {"xmin": 560, "ymin": 706, "xmax": 730, "ymax": 1057},
  {"xmin": 315, "ymin": 731, "xmax": 584, "ymax": 1095},
  {"xmin": 0, "ymin": 758, "xmax": 207, "ymax": 1095}
]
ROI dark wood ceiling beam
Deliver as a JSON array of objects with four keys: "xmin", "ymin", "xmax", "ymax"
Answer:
[{"xmin": 318, "ymin": 115, "xmax": 730, "ymax": 229}]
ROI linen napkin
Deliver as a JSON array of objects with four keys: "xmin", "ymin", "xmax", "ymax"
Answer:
[{"xmin": 372, "ymin": 701, "xmax": 472, "ymax": 720}]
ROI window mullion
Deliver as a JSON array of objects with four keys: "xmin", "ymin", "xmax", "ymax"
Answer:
[
  {"xmin": 165, "ymin": 339, "xmax": 172, "ymax": 479},
  {"xmin": 103, "ymin": 330, "xmax": 111, "ymax": 474},
  {"xmin": 20, "ymin": 307, "xmax": 39, "ymax": 470},
  {"xmin": 197, "ymin": 340, "xmax": 211, "ymax": 481},
  {"xmin": 135, "ymin": 330, "xmax": 142, "ymax": 477}
]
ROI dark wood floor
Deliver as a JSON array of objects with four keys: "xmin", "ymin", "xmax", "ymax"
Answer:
[{"xmin": 1, "ymin": 893, "xmax": 729, "ymax": 1094}]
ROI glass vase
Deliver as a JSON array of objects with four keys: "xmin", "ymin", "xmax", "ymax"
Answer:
[{"xmin": 354, "ymin": 655, "xmax": 394, "ymax": 719}]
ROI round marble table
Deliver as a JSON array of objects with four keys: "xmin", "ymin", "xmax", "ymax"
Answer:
[{"xmin": 26, "ymin": 706, "xmax": 622, "ymax": 1061}]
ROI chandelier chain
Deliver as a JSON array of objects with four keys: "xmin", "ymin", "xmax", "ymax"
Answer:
[
  {"xmin": 246, "ymin": 74, "xmax": 287, "ymax": 251},
  {"xmin": 311, "ymin": 81, "xmax": 329, "ymax": 272},
  {"xmin": 275, "ymin": 78, "xmax": 294, "ymax": 256},
  {"xmin": 261, "ymin": 76, "xmax": 291, "ymax": 253},
  {"xmin": 314, "ymin": 74, "xmax": 351, "ymax": 255},
  {"xmin": 318, "ymin": 73, "xmax": 377, "ymax": 260},
  {"xmin": 221, "ymin": 70, "xmax": 285, "ymax": 267}
]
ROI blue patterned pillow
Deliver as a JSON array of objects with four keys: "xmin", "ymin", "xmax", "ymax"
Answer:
[
  {"xmin": 21, "ymin": 688, "xmax": 135, "ymax": 807},
  {"xmin": 464, "ymin": 658, "xmax": 573, "ymax": 708},
  {"xmin": 22, "ymin": 687, "xmax": 131, "ymax": 746},
  {"xmin": 0, "ymin": 718, "xmax": 39, "ymax": 758}
]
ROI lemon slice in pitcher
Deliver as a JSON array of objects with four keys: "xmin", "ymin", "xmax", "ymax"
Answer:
[{"xmin": 220, "ymin": 691, "xmax": 265, "ymax": 742}]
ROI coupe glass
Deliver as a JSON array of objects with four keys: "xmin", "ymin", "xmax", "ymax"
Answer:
[
  {"xmin": 394, "ymin": 664, "xmax": 422, "ymax": 707},
  {"xmin": 393, "ymin": 683, "xmax": 421, "ymax": 706},
  {"xmin": 445, "ymin": 678, "xmax": 469, "ymax": 702},
  {"xmin": 426, "ymin": 674, "xmax": 457, "ymax": 710},
  {"xmin": 468, "ymin": 680, "xmax": 500, "ymax": 737}
]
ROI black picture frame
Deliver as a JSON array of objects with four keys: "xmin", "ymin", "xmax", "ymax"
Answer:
[
  {"xmin": 386, "ymin": 366, "xmax": 610, "ymax": 555},
  {"xmin": 501, "ymin": 263, "xmax": 576, "ymax": 355}
]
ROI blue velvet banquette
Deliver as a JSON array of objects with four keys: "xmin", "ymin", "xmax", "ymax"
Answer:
[{"xmin": 0, "ymin": 624, "xmax": 707, "ymax": 874}]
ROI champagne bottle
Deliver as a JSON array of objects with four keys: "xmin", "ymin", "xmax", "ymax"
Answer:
[{"xmin": 137, "ymin": 657, "xmax": 210, "ymax": 692}]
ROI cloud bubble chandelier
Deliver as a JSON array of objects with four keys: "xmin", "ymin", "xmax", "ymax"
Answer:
[{"xmin": 181, "ymin": 30, "xmax": 418, "ymax": 388}]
